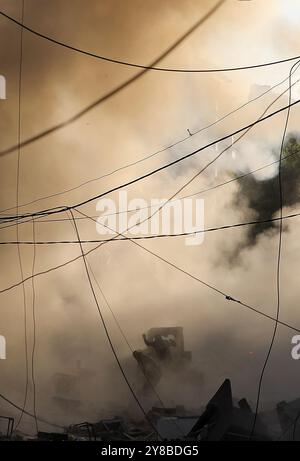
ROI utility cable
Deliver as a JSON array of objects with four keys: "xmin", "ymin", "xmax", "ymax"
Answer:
[
  {"xmin": 2, "ymin": 3, "xmax": 300, "ymax": 73},
  {"xmin": 30, "ymin": 218, "xmax": 38, "ymax": 434},
  {"xmin": 0, "ymin": 211, "xmax": 300, "ymax": 245}
]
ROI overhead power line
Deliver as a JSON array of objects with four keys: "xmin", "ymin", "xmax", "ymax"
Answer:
[
  {"xmin": 76, "ymin": 208, "xmax": 300, "ymax": 335},
  {"xmin": 14, "ymin": 0, "xmax": 29, "ymax": 433},
  {"xmin": 0, "ymin": 391, "xmax": 64, "ymax": 429},
  {"xmin": 0, "ymin": 0, "xmax": 225, "ymax": 158}
]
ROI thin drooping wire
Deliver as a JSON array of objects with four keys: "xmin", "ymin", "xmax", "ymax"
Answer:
[
  {"xmin": 66, "ymin": 214, "xmax": 135, "ymax": 356},
  {"xmin": 2, "ymin": 3, "xmax": 300, "ymax": 73},
  {"xmin": 1, "ymin": 210, "xmax": 300, "ymax": 245},
  {"xmin": 30, "ymin": 219, "xmax": 38, "ymax": 434},
  {"xmin": 76, "ymin": 208, "xmax": 300, "ymax": 335},
  {"xmin": 249, "ymin": 58, "xmax": 300, "ymax": 439},
  {"xmin": 1, "ymin": 145, "xmax": 299, "ymax": 231},
  {"xmin": 68, "ymin": 209, "xmax": 161, "ymax": 438},
  {"xmin": 2, "ymin": 98, "xmax": 300, "ymax": 226},
  {"xmin": 0, "ymin": 0, "xmax": 225, "ymax": 158},
  {"xmin": 14, "ymin": 0, "xmax": 29, "ymax": 433},
  {"xmin": 88, "ymin": 268, "xmax": 134, "ymax": 353},
  {"xmin": 0, "ymin": 68, "xmax": 297, "ymax": 216}
]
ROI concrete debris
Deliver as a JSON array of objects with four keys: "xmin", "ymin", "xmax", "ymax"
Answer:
[
  {"xmin": 68, "ymin": 417, "xmax": 155, "ymax": 441},
  {"xmin": 37, "ymin": 431, "xmax": 69, "ymax": 442},
  {"xmin": 2, "ymin": 377, "xmax": 300, "ymax": 441},
  {"xmin": 187, "ymin": 379, "xmax": 270, "ymax": 441}
]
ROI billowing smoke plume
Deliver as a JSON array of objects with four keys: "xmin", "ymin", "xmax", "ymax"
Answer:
[{"xmin": 233, "ymin": 135, "xmax": 300, "ymax": 248}]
